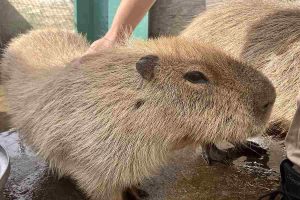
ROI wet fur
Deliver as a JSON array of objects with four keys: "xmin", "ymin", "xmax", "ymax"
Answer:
[{"xmin": 1, "ymin": 29, "xmax": 275, "ymax": 199}]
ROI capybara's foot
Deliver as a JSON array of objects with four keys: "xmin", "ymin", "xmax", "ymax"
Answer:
[
  {"xmin": 122, "ymin": 186, "xmax": 149, "ymax": 200},
  {"xmin": 234, "ymin": 141, "xmax": 267, "ymax": 156},
  {"xmin": 202, "ymin": 143, "xmax": 229, "ymax": 165}
]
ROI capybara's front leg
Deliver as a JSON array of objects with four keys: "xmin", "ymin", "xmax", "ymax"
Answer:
[{"xmin": 201, "ymin": 143, "xmax": 229, "ymax": 165}]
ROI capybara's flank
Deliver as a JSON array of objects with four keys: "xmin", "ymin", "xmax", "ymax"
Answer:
[
  {"xmin": 181, "ymin": 0, "xmax": 300, "ymax": 135},
  {"xmin": 1, "ymin": 29, "xmax": 275, "ymax": 200}
]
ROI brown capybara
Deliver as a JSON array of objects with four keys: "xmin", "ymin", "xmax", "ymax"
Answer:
[
  {"xmin": 181, "ymin": 0, "xmax": 300, "ymax": 136},
  {"xmin": 1, "ymin": 29, "xmax": 275, "ymax": 200}
]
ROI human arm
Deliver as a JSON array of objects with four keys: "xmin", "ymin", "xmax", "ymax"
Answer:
[{"xmin": 85, "ymin": 0, "xmax": 156, "ymax": 54}]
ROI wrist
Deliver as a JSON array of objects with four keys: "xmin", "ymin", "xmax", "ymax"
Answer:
[
  {"xmin": 102, "ymin": 37, "xmax": 115, "ymax": 45},
  {"xmin": 105, "ymin": 26, "xmax": 132, "ymax": 44}
]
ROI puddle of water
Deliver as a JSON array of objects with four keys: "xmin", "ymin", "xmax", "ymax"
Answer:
[
  {"xmin": 0, "ymin": 131, "xmax": 284, "ymax": 200},
  {"xmin": 140, "ymin": 140, "xmax": 282, "ymax": 200},
  {"xmin": 0, "ymin": 131, "xmax": 85, "ymax": 200}
]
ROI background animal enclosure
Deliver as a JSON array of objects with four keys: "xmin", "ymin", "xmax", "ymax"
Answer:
[{"xmin": 1, "ymin": 0, "xmax": 299, "ymax": 47}]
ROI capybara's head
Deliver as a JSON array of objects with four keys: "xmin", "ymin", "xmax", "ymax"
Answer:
[{"xmin": 131, "ymin": 37, "xmax": 275, "ymax": 145}]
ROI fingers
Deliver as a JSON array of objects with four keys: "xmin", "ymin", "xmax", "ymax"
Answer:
[{"xmin": 84, "ymin": 37, "xmax": 115, "ymax": 56}]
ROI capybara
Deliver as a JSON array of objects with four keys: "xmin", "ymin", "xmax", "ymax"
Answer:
[
  {"xmin": 181, "ymin": 0, "xmax": 300, "ymax": 135},
  {"xmin": 1, "ymin": 29, "xmax": 275, "ymax": 199}
]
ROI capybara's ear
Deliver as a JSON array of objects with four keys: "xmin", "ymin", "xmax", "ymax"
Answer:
[{"xmin": 136, "ymin": 55, "xmax": 159, "ymax": 81}]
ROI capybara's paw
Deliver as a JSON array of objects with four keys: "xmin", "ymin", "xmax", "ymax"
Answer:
[
  {"xmin": 201, "ymin": 143, "xmax": 230, "ymax": 165},
  {"xmin": 122, "ymin": 186, "xmax": 149, "ymax": 200}
]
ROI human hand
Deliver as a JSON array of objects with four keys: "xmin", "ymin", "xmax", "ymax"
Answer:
[{"xmin": 84, "ymin": 37, "xmax": 116, "ymax": 55}]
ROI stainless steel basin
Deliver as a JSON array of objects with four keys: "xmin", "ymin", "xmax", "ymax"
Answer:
[{"xmin": 0, "ymin": 144, "xmax": 10, "ymax": 193}]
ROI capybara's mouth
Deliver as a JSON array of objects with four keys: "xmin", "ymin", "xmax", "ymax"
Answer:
[{"xmin": 223, "ymin": 118, "xmax": 267, "ymax": 144}]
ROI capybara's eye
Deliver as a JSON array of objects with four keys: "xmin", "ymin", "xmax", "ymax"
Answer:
[{"xmin": 183, "ymin": 71, "xmax": 209, "ymax": 84}]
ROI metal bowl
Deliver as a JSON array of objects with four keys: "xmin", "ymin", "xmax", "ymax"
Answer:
[{"xmin": 0, "ymin": 144, "xmax": 10, "ymax": 192}]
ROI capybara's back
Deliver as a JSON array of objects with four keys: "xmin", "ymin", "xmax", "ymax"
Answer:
[
  {"xmin": 1, "ymin": 29, "xmax": 89, "ymax": 124},
  {"xmin": 181, "ymin": 0, "xmax": 300, "ymax": 133},
  {"xmin": 3, "ymin": 29, "xmax": 88, "ymax": 72}
]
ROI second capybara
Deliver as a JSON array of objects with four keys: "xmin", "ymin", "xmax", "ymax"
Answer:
[
  {"xmin": 181, "ymin": 0, "xmax": 300, "ymax": 135},
  {"xmin": 1, "ymin": 29, "xmax": 275, "ymax": 199}
]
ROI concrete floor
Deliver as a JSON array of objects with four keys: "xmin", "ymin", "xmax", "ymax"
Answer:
[{"xmin": 0, "ymin": 85, "xmax": 284, "ymax": 200}]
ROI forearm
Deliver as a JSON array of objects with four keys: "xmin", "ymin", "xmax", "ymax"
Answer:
[{"xmin": 105, "ymin": 0, "xmax": 156, "ymax": 41}]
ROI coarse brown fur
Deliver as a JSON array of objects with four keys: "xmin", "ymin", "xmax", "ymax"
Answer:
[
  {"xmin": 181, "ymin": 0, "xmax": 300, "ymax": 135},
  {"xmin": 1, "ymin": 29, "xmax": 275, "ymax": 199}
]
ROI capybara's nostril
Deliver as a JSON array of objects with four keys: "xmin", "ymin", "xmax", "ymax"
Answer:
[
  {"xmin": 259, "ymin": 96, "xmax": 275, "ymax": 114},
  {"xmin": 263, "ymin": 102, "xmax": 271, "ymax": 111}
]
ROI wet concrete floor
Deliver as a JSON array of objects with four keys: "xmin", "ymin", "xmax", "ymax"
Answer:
[{"xmin": 0, "ymin": 85, "xmax": 284, "ymax": 200}]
